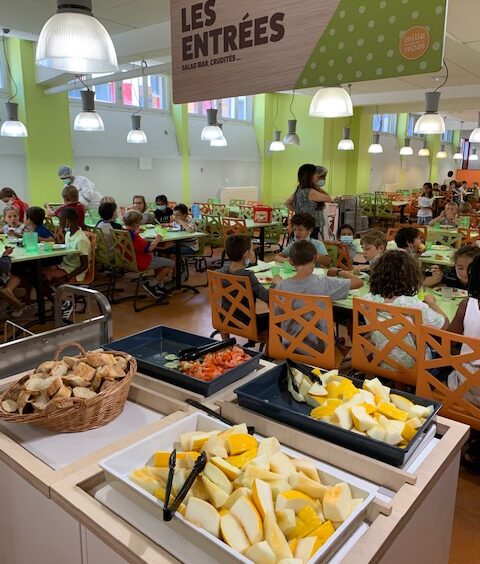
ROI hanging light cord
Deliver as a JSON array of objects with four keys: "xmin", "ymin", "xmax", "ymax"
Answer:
[
  {"xmin": 346, "ymin": 85, "xmax": 352, "ymax": 128},
  {"xmin": 434, "ymin": 58, "xmax": 449, "ymax": 92},
  {"xmin": 2, "ymin": 36, "xmax": 18, "ymax": 103},
  {"xmin": 76, "ymin": 74, "xmax": 90, "ymax": 90},
  {"xmin": 273, "ymin": 93, "xmax": 280, "ymax": 130},
  {"xmin": 132, "ymin": 59, "xmax": 147, "ymax": 117},
  {"xmin": 289, "ymin": 91, "xmax": 296, "ymax": 121}
]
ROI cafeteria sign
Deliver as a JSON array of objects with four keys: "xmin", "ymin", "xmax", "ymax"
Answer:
[{"xmin": 170, "ymin": 0, "xmax": 448, "ymax": 104}]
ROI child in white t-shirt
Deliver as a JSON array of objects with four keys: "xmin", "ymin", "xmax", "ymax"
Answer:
[{"xmin": 417, "ymin": 183, "xmax": 434, "ymax": 225}]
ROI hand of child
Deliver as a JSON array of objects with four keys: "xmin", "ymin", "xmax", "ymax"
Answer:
[
  {"xmin": 154, "ymin": 234, "xmax": 163, "ymax": 244},
  {"xmin": 326, "ymin": 267, "xmax": 340, "ymax": 277},
  {"xmin": 2, "ymin": 246, "xmax": 13, "ymax": 256},
  {"xmin": 429, "ymin": 266, "xmax": 443, "ymax": 284},
  {"xmin": 7, "ymin": 229, "xmax": 16, "ymax": 237},
  {"xmin": 271, "ymin": 275, "xmax": 282, "ymax": 286},
  {"xmin": 424, "ymin": 295, "xmax": 436, "ymax": 307}
]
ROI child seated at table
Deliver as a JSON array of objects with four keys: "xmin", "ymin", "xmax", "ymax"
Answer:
[
  {"xmin": 123, "ymin": 210, "xmax": 174, "ymax": 298},
  {"xmin": 219, "ymin": 234, "xmax": 271, "ymax": 335},
  {"xmin": 429, "ymin": 202, "xmax": 459, "ymax": 227},
  {"xmin": 275, "ymin": 240, "xmax": 362, "ymax": 353},
  {"xmin": 172, "ymin": 204, "xmax": 199, "ymax": 254},
  {"xmin": 275, "ymin": 213, "xmax": 331, "ymax": 267},
  {"xmin": 353, "ymin": 230, "xmax": 387, "ymax": 274},
  {"xmin": 0, "ymin": 187, "xmax": 28, "ymax": 222},
  {"xmin": 423, "ymin": 245, "xmax": 480, "ymax": 290},
  {"xmin": 337, "ymin": 223, "xmax": 357, "ymax": 260},
  {"xmin": 446, "ymin": 257, "xmax": 480, "ymax": 414},
  {"xmin": 417, "ymin": 183, "xmax": 434, "ymax": 225},
  {"xmin": 364, "ymin": 250, "xmax": 448, "ymax": 369},
  {"xmin": 154, "ymin": 195, "xmax": 173, "ymax": 224},
  {"xmin": 395, "ymin": 227, "xmax": 423, "ymax": 256},
  {"xmin": 46, "ymin": 185, "xmax": 86, "ymax": 229},
  {"xmin": 0, "ymin": 246, "xmax": 24, "ymax": 310},
  {"xmin": 24, "ymin": 207, "xmax": 54, "ymax": 242},
  {"xmin": 2, "ymin": 206, "xmax": 25, "ymax": 238},
  {"xmin": 96, "ymin": 202, "xmax": 122, "ymax": 256}
]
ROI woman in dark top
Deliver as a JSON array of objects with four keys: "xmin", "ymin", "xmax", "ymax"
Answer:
[
  {"xmin": 154, "ymin": 195, "xmax": 173, "ymax": 224},
  {"xmin": 285, "ymin": 164, "xmax": 332, "ymax": 239}
]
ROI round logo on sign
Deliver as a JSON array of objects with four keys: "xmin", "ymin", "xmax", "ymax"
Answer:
[{"xmin": 399, "ymin": 26, "xmax": 431, "ymax": 61}]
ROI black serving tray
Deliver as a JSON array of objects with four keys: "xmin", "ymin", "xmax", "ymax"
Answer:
[
  {"xmin": 103, "ymin": 326, "xmax": 262, "ymax": 396},
  {"xmin": 235, "ymin": 360, "xmax": 441, "ymax": 467}
]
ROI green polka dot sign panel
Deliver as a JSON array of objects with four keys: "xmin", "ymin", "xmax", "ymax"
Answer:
[{"xmin": 170, "ymin": 0, "xmax": 448, "ymax": 103}]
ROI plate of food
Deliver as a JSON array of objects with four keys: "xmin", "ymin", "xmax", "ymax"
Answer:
[
  {"xmin": 431, "ymin": 244, "xmax": 451, "ymax": 251},
  {"xmin": 168, "ymin": 226, "xmax": 181, "ymax": 232},
  {"xmin": 257, "ymin": 274, "xmax": 273, "ymax": 285},
  {"xmin": 434, "ymin": 287, "xmax": 468, "ymax": 299}
]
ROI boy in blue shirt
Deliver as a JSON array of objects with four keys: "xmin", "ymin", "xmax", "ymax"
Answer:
[
  {"xmin": 24, "ymin": 207, "xmax": 54, "ymax": 242},
  {"xmin": 275, "ymin": 212, "xmax": 331, "ymax": 267}
]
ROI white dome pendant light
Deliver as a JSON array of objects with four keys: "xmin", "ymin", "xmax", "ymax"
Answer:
[
  {"xmin": 338, "ymin": 127, "xmax": 354, "ymax": 151},
  {"xmin": 399, "ymin": 138, "xmax": 413, "ymax": 156},
  {"xmin": 368, "ymin": 133, "xmax": 383, "ymax": 154},
  {"xmin": 1, "ymin": 33, "xmax": 28, "ymax": 137},
  {"xmin": 127, "ymin": 115, "xmax": 147, "ymax": 143},
  {"xmin": 453, "ymin": 146, "xmax": 463, "ymax": 160},
  {"xmin": 418, "ymin": 136, "xmax": 430, "ymax": 156},
  {"xmin": 74, "ymin": 89, "xmax": 104, "ymax": 131},
  {"xmin": 283, "ymin": 91, "xmax": 300, "ymax": 145},
  {"xmin": 211, "ymin": 124, "xmax": 227, "ymax": 147},
  {"xmin": 270, "ymin": 94, "xmax": 285, "ymax": 151},
  {"xmin": 201, "ymin": 108, "xmax": 223, "ymax": 142},
  {"xmin": 309, "ymin": 86, "xmax": 353, "ymax": 118},
  {"xmin": 436, "ymin": 144, "xmax": 448, "ymax": 159},
  {"xmin": 36, "ymin": 0, "xmax": 118, "ymax": 74},
  {"xmin": 414, "ymin": 92, "xmax": 446, "ymax": 135},
  {"xmin": 469, "ymin": 112, "xmax": 480, "ymax": 143}
]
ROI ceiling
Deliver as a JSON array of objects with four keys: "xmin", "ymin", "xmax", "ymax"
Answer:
[{"xmin": 2, "ymin": 0, "xmax": 480, "ymax": 129}]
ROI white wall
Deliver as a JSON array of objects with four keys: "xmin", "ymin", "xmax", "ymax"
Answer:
[{"xmin": 0, "ymin": 97, "xmax": 28, "ymax": 198}]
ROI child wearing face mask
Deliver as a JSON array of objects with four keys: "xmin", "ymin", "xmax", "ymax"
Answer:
[
  {"xmin": 154, "ymin": 195, "xmax": 173, "ymax": 224},
  {"xmin": 218, "ymin": 234, "xmax": 273, "ymax": 334}
]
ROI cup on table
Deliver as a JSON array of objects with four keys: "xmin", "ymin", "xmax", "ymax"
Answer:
[
  {"xmin": 271, "ymin": 264, "xmax": 280, "ymax": 277},
  {"xmin": 22, "ymin": 232, "xmax": 38, "ymax": 253},
  {"xmin": 282, "ymin": 261, "xmax": 295, "ymax": 274},
  {"xmin": 441, "ymin": 286, "xmax": 453, "ymax": 300},
  {"xmin": 426, "ymin": 241, "xmax": 433, "ymax": 250},
  {"xmin": 44, "ymin": 241, "xmax": 54, "ymax": 252}
]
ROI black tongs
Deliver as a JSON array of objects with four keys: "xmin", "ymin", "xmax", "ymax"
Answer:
[
  {"xmin": 178, "ymin": 337, "xmax": 237, "ymax": 361},
  {"xmin": 163, "ymin": 449, "xmax": 207, "ymax": 521}
]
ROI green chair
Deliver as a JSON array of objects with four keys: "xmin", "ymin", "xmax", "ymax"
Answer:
[
  {"xmin": 358, "ymin": 194, "xmax": 375, "ymax": 225},
  {"xmin": 110, "ymin": 229, "xmax": 167, "ymax": 311},
  {"xmin": 374, "ymin": 194, "xmax": 394, "ymax": 225},
  {"xmin": 238, "ymin": 205, "xmax": 254, "ymax": 220},
  {"xmin": 426, "ymin": 230, "xmax": 462, "ymax": 249},
  {"xmin": 211, "ymin": 204, "xmax": 227, "ymax": 216},
  {"xmin": 229, "ymin": 199, "xmax": 246, "ymax": 206},
  {"xmin": 263, "ymin": 208, "xmax": 284, "ymax": 252},
  {"xmin": 324, "ymin": 242, "xmax": 338, "ymax": 267},
  {"xmin": 202, "ymin": 214, "xmax": 224, "ymax": 248}
]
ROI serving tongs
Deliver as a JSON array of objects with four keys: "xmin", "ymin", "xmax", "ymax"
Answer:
[
  {"xmin": 185, "ymin": 399, "xmax": 255, "ymax": 435},
  {"xmin": 163, "ymin": 449, "xmax": 207, "ymax": 521},
  {"xmin": 178, "ymin": 337, "xmax": 237, "ymax": 361}
]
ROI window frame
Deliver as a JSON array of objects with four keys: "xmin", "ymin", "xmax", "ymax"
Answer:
[
  {"xmin": 187, "ymin": 97, "xmax": 253, "ymax": 123},
  {"xmin": 372, "ymin": 113, "xmax": 397, "ymax": 135},
  {"xmin": 441, "ymin": 130, "xmax": 454, "ymax": 144},
  {"xmin": 407, "ymin": 114, "xmax": 423, "ymax": 138}
]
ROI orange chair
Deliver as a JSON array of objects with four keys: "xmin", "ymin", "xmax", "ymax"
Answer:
[
  {"xmin": 459, "ymin": 227, "xmax": 480, "ymax": 245},
  {"xmin": 268, "ymin": 288, "xmax": 343, "ymax": 370},
  {"xmin": 352, "ymin": 297, "xmax": 423, "ymax": 386},
  {"xmin": 324, "ymin": 242, "xmax": 352, "ymax": 270},
  {"xmin": 221, "ymin": 217, "xmax": 250, "ymax": 238},
  {"xmin": 207, "ymin": 270, "xmax": 267, "ymax": 346},
  {"xmin": 247, "ymin": 200, "xmax": 262, "ymax": 206},
  {"xmin": 194, "ymin": 202, "xmax": 211, "ymax": 215},
  {"xmin": 416, "ymin": 326, "xmax": 480, "ymax": 429}
]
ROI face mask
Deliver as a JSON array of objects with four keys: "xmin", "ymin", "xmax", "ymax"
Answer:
[
  {"xmin": 340, "ymin": 235, "xmax": 353, "ymax": 244},
  {"xmin": 62, "ymin": 177, "xmax": 72, "ymax": 185},
  {"xmin": 157, "ymin": 205, "xmax": 166, "ymax": 211}
]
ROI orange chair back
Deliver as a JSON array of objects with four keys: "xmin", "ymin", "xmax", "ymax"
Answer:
[
  {"xmin": 207, "ymin": 270, "xmax": 260, "ymax": 342},
  {"xmin": 417, "ymin": 326, "xmax": 480, "ymax": 430},
  {"xmin": 459, "ymin": 227, "xmax": 480, "ymax": 245},
  {"xmin": 268, "ymin": 288, "xmax": 337, "ymax": 369},
  {"xmin": 352, "ymin": 297, "xmax": 422, "ymax": 386},
  {"xmin": 194, "ymin": 202, "xmax": 211, "ymax": 215},
  {"xmin": 324, "ymin": 242, "xmax": 352, "ymax": 270},
  {"xmin": 221, "ymin": 217, "xmax": 249, "ymax": 238}
]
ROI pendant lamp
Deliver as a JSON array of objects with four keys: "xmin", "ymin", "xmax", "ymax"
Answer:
[
  {"xmin": 368, "ymin": 133, "xmax": 383, "ymax": 154},
  {"xmin": 0, "ymin": 102, "xmax": 28, "ymax": 137},
  {"xmin": 399, "ymin": 138, "xmax": 413, "ymax": 156},
  {"xmin": 36, "ymin": 0, "xmax": 118, "ymax": 74},
  {"xmin": 414, "ymin": 92, "xmax": 445, "ymax": 134},
  {"xmin": 270, "ymin": 130, "xmax": 285, "ymax": 152},
  {"xmin": 469, "ymin": 148, "xmax": 478, "ymax": 161},
  {"xmin": 284, "ymin": 120, "xmax": 300, "ymax": 146},
  {"xmin": 74, "ymin": 89, "xmax": 104, "ymax": 131},
  {"xmin": 436, "ymin": 144, "xmax": 448, "ymax": 159},
  {"xmin": 211, "ymin": 123, "xmax": 227, "ymax": 147},
  {"xmin": 127, "ymin": 115, "xmax": 147, "ymax": 144},
  {"xmin": 338, "ymin": 127, "xmax": 354, "ymax": 151},
  {"xmin": 201, "ymin": 108, "xmax": 223, "ymax": 142},
  {"xmin": 453, "ymin": 146, "xmax": 463, "ymax": 160},
  {"xmin": 469, "ymin": 112, "xmax": 480, "ymax": 143},
  {"xmin": 418, "ymin": 137, "xmax": 430, "ymax": 156},
  {"xmin": 309, "ymin": 87, "xmax": 353, "ymax": 118}
]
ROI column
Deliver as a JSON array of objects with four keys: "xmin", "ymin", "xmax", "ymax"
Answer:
[{"xmin": 171, "ymin": 101, "xmax": 190, "ymax": 203}]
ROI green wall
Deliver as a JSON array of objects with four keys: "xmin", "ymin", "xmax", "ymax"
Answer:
[{"xmin": 7, "ymin": 38, "xmax": 73, "ymax": 205}]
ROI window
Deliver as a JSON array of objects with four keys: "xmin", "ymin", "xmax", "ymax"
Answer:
[
  {"xmin": 441, "ymin": 130, "xmax": 454, "ymax": 144},
  {"xmin": 407, "ymin": 114, "xmax": 422, "ymax": 138},
  {"xmin": 372, "ymin": 114, "xmax": 397, "ymax": 135},
  {"xmin": 188, "ymin": 97, "xmax": 253, "ymax": 122}
]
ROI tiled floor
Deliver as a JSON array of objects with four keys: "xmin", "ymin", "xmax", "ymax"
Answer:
[{"xmin": 8, "ymin": 255, "xmax": 480, "ymax": 562}]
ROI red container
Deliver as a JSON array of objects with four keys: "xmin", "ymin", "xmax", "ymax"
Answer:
[{"xmin": 253, "ymin": 206, "xmax": 273, "ymax": 223}]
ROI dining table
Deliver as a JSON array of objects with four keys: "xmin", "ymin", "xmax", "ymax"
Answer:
[
  {"xmin": 3, "ymin": 242, "xmax": 79, "ymax": 325},
  {"xmin": 244, "ymin": 219, "xmax": 283, "ymax": 260},
  {"xmin": 392, "ymin": 200, "xmax": 411, "ymax": 223},
  {"xmin": 142, "ymin": 227, "xmax": 207, "ymax": 294}
]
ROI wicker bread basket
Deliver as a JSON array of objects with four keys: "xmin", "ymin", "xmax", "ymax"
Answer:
[{"xmin": 0, "ymin": 343, "xmax": 137, "ymax": 432}]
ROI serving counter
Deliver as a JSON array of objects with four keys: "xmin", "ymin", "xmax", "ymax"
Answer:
[{"xmin": 0, "ymin": 360, "xmax": 469, "ymax": 564}]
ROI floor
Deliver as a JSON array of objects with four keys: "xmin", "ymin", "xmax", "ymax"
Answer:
[{"xmin": 6, "ymin": 252, "xmax": 480, "ymax": 562}]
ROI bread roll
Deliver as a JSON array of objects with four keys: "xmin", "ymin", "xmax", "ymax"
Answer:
[{"xmin": 73, "ymin": 362, "xmax": 96, "ymax": 382}]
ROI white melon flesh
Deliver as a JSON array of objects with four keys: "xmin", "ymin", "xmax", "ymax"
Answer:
[
  {"xmin": 292, "ymin": 459, "xmax": 320, "ymax": 483},
  {"xmin": 390, "ymin": 394, "xmax": 413, "ymax": 413},
  {"xmin": 185, "ymin": 497, "xmax": 220, "ymax": 537},
  {"xmin": 203, "ymin": 462, "xmax": 233, "ymax": 494},
  {"xmin": 289, "ymin": 472, "xmax": 327, "ymax": 500},
  {"xmin": 220, "ymin": 513, "xmax": 251, "ymax": 554},
  {"xmin": 276, "ymin": 509, "xmax": 296, "ymax": 534},
  {"xmin": 245, "ymin": 541, "xmax": 276, "ymax": 564},
  {"xmin": 335, "ymin": 404, "xmax": 353, "ymax": 430},
  {"xmin": 222, "ymin": 487, "xmax": 251, "ymax": 510},
  {"xmin": 350, "ymin": 406, "xmax": 375, "ymax": 432},
  {"xmin": 264, "ymin": 511, "xmax": 292, "ymax": 560},
  {"xmin": 270, "ymin": 451, "xmax": 296, "ymax": 477},
  {"xmin": 257, "ymin": 437, "xmax": 281, "ymax": 459},
  {"xmin": 230, "ymin": 496, "xmax": 264, "ymax": 544},
  {"xmin": 323, "ymin": 482, "xmax": 352, "ymax": 522},
  {"xmin": 295, "ymin": 536, "xmax": 317, "ymax": 562},
  {"xmin": 367, "ymin": 425, "xmax": 386, "ymax": 442},
  {"xmin": 252, "ymin": 479, "xmax": 275, "ymax": 519},
  {"xmin": 202, "ymin": 476, "xmax": 230, "ymax": 508}
]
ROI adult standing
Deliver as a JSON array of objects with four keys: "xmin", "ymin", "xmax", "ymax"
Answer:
[
  {"xmin": 57, "ymin": 165, "xmax": 103, "ymax": 209},
  {"xmin": 285, "ymin": 164, "xmax": 332, "ymax": 239}
]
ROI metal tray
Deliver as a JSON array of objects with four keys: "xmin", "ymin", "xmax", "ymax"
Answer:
[
  {"xmin": 103, "ymin": 326, "xmax": 262, "ymax": 396},
  {"xmin": 235, "ymin": 360, "xmax": 441, "ymax": 467}
]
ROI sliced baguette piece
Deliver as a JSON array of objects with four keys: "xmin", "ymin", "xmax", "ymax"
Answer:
[{"xmin": 72, "ymin": 387, "xmax": 97, "ymax": 399}]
